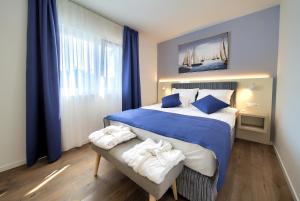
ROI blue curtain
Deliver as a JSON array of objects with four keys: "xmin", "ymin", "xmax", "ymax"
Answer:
[
  {"xmin": 122, "ymin": 26, "xmax": 141, "ymax": 111},
  {"xmin": 26, "ymin": 0, "xmax": 61, "ymax": 166}
]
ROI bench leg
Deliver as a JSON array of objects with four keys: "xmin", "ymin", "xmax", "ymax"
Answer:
[
  {"xmin": 94, "ymin": 153, "xmax": 101, "ymax": 177},
  {"xmin": 172, "ymin": 180, "xmax": 178, "ymax": 200},
  {"xmin": 149, "ymin": 194, "xmax": 156, "ymax": 201}
]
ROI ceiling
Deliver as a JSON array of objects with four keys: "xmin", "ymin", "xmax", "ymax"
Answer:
[{"xmin": 73, "ymin": 0, "xmax": 279, "ymax": 43}]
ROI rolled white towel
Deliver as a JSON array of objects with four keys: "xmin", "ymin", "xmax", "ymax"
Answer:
[
  {"xmin": 122, "ymin": 138, "xmax": 157, "ymax": 171},
  {"xmin": 148, "ymin": 140, "xmax": 172, "ymax": 156},
  {"xmin": 139, "ymin": 149, "xmax": 185, "ymax": 184},
  {"xmin": 122, "ymin": 138, "xmax": 185, "ymax": 184},
  {"xmin": 89, "ymin": 125, "xmax": 136, "ymax": 150},
  {"xmin": 102, "ymin": 125, "xmax": 130, "ymax": 134},
  {"xmin": 88, "ymin": 130, "xmax": 105, "ymax": 142}
]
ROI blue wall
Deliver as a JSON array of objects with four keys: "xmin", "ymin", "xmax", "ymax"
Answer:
[{"xmin": 157, "ymin": 6, "xmax": 280, "ymax": 79}]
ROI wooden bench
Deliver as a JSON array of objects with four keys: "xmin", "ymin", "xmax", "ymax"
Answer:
[{"xmin": 91, "ymin": 138, "xmax": 184, "ymax": 201}]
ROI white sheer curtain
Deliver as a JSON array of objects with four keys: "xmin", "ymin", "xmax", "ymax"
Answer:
[{"xmin": 57, "ymin": 0, "xmax": 122, "ymax": 151}]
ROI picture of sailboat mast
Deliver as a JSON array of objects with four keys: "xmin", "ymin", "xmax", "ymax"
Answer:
[{"xmin": 178, "ymin": 33, "xmax": 229, "ymax": 73}]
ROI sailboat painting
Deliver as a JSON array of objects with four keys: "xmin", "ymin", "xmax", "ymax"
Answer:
[{"xmin": 178, "ymin": 33, "xmax": 229, "ymax": 73}]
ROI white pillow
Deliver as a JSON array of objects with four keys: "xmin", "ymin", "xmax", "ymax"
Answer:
[
  {"xmin": 197, "ymin": 89, "xmax": 234, "ymax": 104},
  {"xmin": 172, "ymin": 88, "xmax": 198, "ymax": 107}
]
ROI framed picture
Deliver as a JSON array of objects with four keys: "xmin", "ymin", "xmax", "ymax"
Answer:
[{"xmin": 178, "ymin": 32, "xmax": 229, "ymax": 73}]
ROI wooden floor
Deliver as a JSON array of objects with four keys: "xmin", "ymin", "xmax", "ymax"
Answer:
[{"xmin": 0, "ymin": 139, "xmax": 293, "ymax": 201}]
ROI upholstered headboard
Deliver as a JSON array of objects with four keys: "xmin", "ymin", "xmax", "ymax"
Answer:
[{"xmin": 171, "ymin": 82, "xmax": 238, "ymax": 107}]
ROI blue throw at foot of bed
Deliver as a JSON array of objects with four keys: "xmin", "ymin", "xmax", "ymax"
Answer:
[{"xmin": 106, "ymin": 108, "xmax": 231, "ymax": 190}]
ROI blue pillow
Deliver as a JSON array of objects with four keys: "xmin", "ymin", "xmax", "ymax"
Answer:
[
  {"xmin": 162, "ymin": 93, "xmax": 182, "ymax": 108},
  {"xmin": 192, "ymin": 95, "xmax": 229, "ymax": 114}
]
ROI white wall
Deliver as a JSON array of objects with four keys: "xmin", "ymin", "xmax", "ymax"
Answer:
[
  {"xmin": 139, "ymin": 32, "xmax": 158, "ymax": 106},
  {"xmin": 0, "ymin": 0, "xmax": 27, "ymax": 171},
  {"xmin": 275, "ymin": 0, "xmax": 300, "ymax": 200}
]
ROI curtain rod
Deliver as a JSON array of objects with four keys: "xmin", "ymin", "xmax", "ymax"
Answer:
[{"xmin": 68, "ymin": 0, "xmax": 124, "ymax": 27}]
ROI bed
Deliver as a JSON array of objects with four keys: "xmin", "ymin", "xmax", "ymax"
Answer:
[{"xmin": 104, "ymin": 82, "xmax": 238, "ymax": 201}]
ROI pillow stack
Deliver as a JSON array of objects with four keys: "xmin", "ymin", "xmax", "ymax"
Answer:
[
  {"xmin": 192, "ymin": 95, "xmax": 229, "ymax": 114},
  {"xmin": 171, "ymin": 88, "xmax": 198, "ymax": 107},
  {"xmin": 161, "ymin": 88, "xmax": 234, "ymax": 114},
  {"xmin": 161, "ymin": 93, "xmax": 182, "ymax": 108},
  {"xmin": 197, "ymin": 89, "xmax": 233, "ymax": 104}
]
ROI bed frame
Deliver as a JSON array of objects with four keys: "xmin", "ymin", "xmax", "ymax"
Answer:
[
  {"xmin": 171, "ymin": 81, "xmax": 238, "ymax": 201},
  {"xmin": 171, "ymin": 81, "xmax": 237, "ymax": 107},
  {"xmin": 103, "ymin": 81, "xmax": 238, "ymax": 201}
]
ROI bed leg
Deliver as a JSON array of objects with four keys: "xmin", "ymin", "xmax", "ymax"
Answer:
[
  {"xmin": 172, "ymin": 180, "xmax": 178, "ymax": 200},
  {"xmin": 149, "ymin": 194, "xmax": 156, "ymax": 201},
  {"xmin": 94, "ymin": 153, "xmax": 101, "ymax": 177}
]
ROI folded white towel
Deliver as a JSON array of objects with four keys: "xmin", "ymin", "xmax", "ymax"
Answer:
[
  {"xmin": 89, "ymin": 125, "xmax": 136, "ymax": 150},
  {"xmin": 122, "ymin": 138, "xmax": 185, "ymax": 184}
]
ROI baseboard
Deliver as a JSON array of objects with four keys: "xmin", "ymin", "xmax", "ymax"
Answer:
[
  {"xmin": 273, "ymin": 144, "xmax": 299, "ymax": 201},
  {"xmin": 0, "ymin": 159, "xmax": 26, "ymax": 173}
]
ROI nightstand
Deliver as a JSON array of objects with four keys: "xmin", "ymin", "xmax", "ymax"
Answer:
[{"xmin": 236, "ymin": 112, "xmax": 271, "ymax": 144}]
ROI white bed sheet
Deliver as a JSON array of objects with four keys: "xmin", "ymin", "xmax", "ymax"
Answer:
[
  {"xmin": 143, "ymin": 104, "xmax": 237, "ymax": 129},
  {"xmin": 110, "ymin": 104, "xmax": 237, "ymax": 177}
]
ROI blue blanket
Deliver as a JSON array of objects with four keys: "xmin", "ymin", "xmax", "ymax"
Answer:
[{"xmin": 106, "ymin": 108, "xmax": 231, "ymax": 190}]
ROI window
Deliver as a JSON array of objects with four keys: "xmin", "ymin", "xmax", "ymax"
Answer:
[{"xmin": 59, "ymin": 28, "xmax": 122, "ymax": 97}]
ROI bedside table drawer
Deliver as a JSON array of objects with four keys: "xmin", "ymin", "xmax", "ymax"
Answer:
[
  {"xmin": 240, "ymin": 115, "xmax": 265, "ymax": 129},
  {"xmin": 236, "ymin": 113, "xmax": 270, "ymax": 144}
]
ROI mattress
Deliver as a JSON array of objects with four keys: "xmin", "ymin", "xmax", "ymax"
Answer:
[{"xmin": 109, "ymin": 104, "xmax": 237, "ymax": 177}]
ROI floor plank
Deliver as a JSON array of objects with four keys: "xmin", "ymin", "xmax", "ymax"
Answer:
[{"xmin": 0, "ymin": 139, "xmax": 293, "ymax": 201}]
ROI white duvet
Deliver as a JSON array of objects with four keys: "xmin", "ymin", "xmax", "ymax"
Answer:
[{"xmin": 110, "ymin": 104, "xmax": 238, "ymax": 177}]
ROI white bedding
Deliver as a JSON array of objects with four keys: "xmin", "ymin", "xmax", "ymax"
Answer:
[
  {"xmin": 110, "ymin": 104, "xmax": 238, "ymax": 177},
  {"xmin": 143, "ymin": 104, "xmax": 237, "ymax": 129}
]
